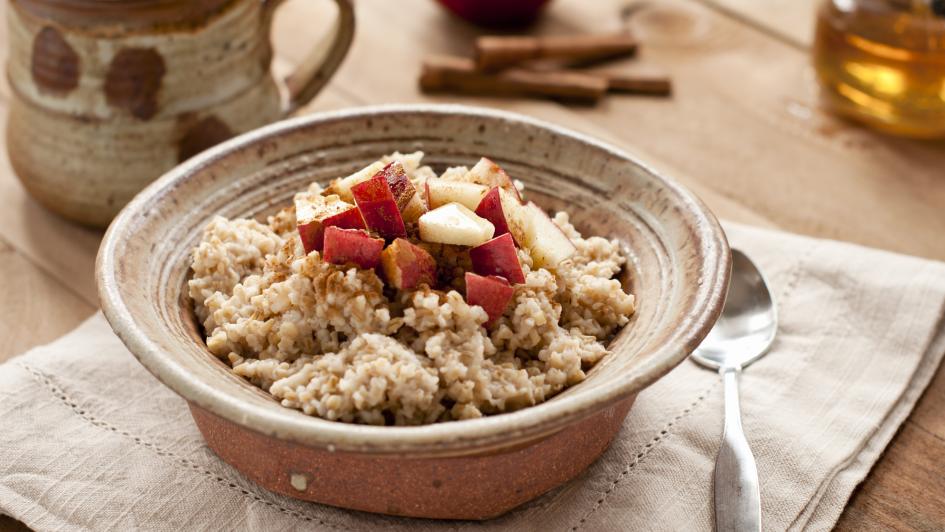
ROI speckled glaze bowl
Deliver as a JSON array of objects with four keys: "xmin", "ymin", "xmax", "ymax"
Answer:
[{"xmin": 96, "ymin": 105, "xmax": 730, "ymax": 520}]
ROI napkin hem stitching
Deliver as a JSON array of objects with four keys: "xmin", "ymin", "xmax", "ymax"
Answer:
[
  {"xmin": 570, "ymin": 244, "xmax": 812, "ymax": 531},
  {"xmin": 569, "ymin": 380, "xmax": 720, "ymax": 531},
  {"xmin": 16, "ymin": 362, "xmax": 351, "ymax": 532}
]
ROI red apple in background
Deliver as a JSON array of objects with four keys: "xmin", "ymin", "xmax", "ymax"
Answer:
[
  {"xmin": 295, "ymin": 193, "xmax": 364, "ymax": 254},
  {"xmin": 381, "ymin": 238, "xmax": 437, "ymax": 290},
  {"xmin": 351, "ymin": 172, "xmax": 408, "ymax": 239},
  {"xmin": 436, "ymin": 0, "xmax": 552, "ymax": 28},
  {"xmin": 470, "ymin": 233, "xmax": 525, "ymax": 284},
  {"xmin": 465, "ymin": 272, "xmax": 514, "ymax": 325},
  {"xmin": 323, "ymin": 226, "xmax": 384, "ymax": 269}
]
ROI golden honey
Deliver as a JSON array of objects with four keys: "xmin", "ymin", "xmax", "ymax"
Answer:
[{"xmin": 813, "ymin": 0, "xmax": 945, "ymax": 138}]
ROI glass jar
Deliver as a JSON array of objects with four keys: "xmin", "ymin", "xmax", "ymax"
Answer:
[{"xmin": 813, "ymin": 0, "xmax": 945, "ymax": 138}]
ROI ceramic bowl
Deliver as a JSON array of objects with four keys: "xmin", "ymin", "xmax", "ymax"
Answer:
[{"xmin": 96, "ymin": 104, "xmax": 730, "ymax": 520}]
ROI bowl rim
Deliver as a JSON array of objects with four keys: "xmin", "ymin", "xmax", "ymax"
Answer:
[{"xmin": 96, "ymin": 103, "xmax": 730, "ymax": 454}]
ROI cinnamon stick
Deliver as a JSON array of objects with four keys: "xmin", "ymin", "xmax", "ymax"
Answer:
[
  {"xmin": 598, "ymin": 72, "xmax": 672, "ymax": 96},
  {"xmin": 474, "ymin": 34, "xmax": 638, "ymax": 72},
  {"xmin": 420, "ymin": 56, "xmax": 608, "ymax": 103}
]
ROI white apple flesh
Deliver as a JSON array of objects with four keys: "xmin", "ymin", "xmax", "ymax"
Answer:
[
  {"xmin": 467, "ymin": 157, "xmax": 521, "ymax": 200},
  {"xmin": 426, "ymin": 179, "xmax": 490, "ymax": 211},
  {"xmin": 418, "ymin": 202, "xmax": 495, "ymax": 246},
  {"xmin": 503, "ymin": 199, "xmax": 575, "ymax": 268},
  {"xmin": 401, "ymin": 193, "xmax": 428, "ymax": 223}
]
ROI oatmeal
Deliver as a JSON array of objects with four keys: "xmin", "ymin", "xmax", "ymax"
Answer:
[{"xmin": 189, "ymin": 152, "xmax": 635, "ymax": 425}]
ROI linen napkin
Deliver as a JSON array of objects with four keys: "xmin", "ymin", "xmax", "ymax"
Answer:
[{"xmin": 1, "ymin": 222, "xmax": 944, "ymax": 532}]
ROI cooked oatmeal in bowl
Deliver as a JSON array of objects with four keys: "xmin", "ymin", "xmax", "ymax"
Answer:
[{"xmin": 189, "ymin": 151, "xmax": 636, "ymax": 425}]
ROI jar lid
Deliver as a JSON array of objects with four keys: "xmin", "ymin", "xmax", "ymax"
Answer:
[{"xmin": 11, "ymin": 0, "xmax": 236, "ymax": 32}]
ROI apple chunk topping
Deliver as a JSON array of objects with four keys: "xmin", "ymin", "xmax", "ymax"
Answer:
[
  {"xmin": 322, "ymin": 226, "xmax": 384, "ymax": 269},
  {"xmin": 504, "ymin": 200, "xmax": 576, "ymax": 269},
  {"xmin": 295, "ymin": 193, "xmax": 364, "ymax": 254},
  {"xmin": 474, "ymin": 186, "xmax": 515, "ymax": 240},
  {"xmin": 381, "ymin": 238, "xmax": 437, "ymax": 290},
  {"xmin": 467, "ymin": 157, "xmax": 521, "ymax": 200},
  {"xmin": 418, "ymin": 203, "xmax": 495, "ymax": 246},
  {"xmin": 401, "ymin": 194, "xmax": 427, "ymax": 223},
  {"xmin": 465, "ymin": 272, "xmax": 514, "ymax": 326},
  {"xmin": 378, "ymin": 161, "xmax": 418, "ymax": 213},
  {"xmin": 351, "ymin": 172, "xmax": 407, "ymax": 239},
  {"xmin": 328, "ymin": 161, "xmax": 386, "ymax": 202},
  {"xmin": 426, "ymin": 179, "xmax": 490, "ymax": 211},
  {"xmin": 469, "ymin": 233, "xmax": 525, "ymax": 284}
]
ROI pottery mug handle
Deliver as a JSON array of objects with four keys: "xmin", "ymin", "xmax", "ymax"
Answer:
[{"xmin": 264, "ymin": 0, "xmax": 356, "ymax": 115}]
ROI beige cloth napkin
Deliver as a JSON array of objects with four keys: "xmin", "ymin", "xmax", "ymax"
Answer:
[{"xmin": 2, "ymin": 222, "xmax": 945, "ymax": 532}]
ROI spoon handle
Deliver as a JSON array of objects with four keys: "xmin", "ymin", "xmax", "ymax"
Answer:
[{"xmin": 714, "ymin": 368, "xmax": 761, "ymax": 532}]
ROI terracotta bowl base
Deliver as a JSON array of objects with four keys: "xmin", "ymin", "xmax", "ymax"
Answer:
[{"xmin": 190, "ymin": 395, "xmax": 636, "ymax": 520}]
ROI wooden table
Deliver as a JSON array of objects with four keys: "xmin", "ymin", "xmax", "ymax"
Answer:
[{"xmin": 1, "ymin": 0, "xmax": 943, "ymax": 530}]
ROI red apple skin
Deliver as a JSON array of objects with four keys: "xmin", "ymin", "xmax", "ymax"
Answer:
[
  {"xmin": 298, "ymin": 222, "xmax": 322, "ymax": 255},
  {"xmin": 322, "ymin": 226, "xmax": 385, "ymax": 269},
  {"xmin": 465, "ymin": 272, "xmax": 515, "ymax": 325},
  {"xmin": 299, "ymin": 206, "xmax": 365, "ymax": 254},
  {"xmin": 381, "ymin": 238, "xmax": 437, "ymax": 290},
  {"xmin": 436, "ymin": 0, "xmax": 551, "ymax": 28},
  {"xmin": 351, "ymin": 174, "xmax": 407, "ymax": 239},
  {"xmin": 378, "ymin": 161, "xmax": 417, "ymax": 212},
  {"xmin": 469, "ymin": 233, "xmax": 525, "ymax": 285},
  {"xmin": 474, "ymin": 187, "xmax": 513, "ymax": 239}
]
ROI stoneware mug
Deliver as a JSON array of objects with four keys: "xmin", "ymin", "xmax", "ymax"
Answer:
[{"xmin": 6, "ymin": 0, "xmax": 355, "ymax": 227}]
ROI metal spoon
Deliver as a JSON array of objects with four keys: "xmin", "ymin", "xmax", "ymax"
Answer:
[{"xmin": 692, "ymin": 249, "xmax": 777, "ymax": 532}]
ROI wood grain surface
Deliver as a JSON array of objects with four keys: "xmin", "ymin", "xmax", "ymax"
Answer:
[{"xmin": 1, "ymin": 0, "xmax": 944, "ymax": 530}]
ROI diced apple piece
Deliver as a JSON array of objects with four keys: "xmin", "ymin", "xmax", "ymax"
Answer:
[
  {"xmin": 524, "ymin": 202, "xmax": 576, "ymax": 267},
  {"xmin": 377, "ymin": 161, "xmax": 418, "ymax": 213},
  {"xmin": 474, "ymin": 186, "xmax": 515, "ymax": 239},
  {"xmin": 503, "ymin": 200, "xmax": 576, "ymax": 268},
  {"xmin": 295, "ymin": 193, "xmax": 364, "ymax": 254},
  {"xmin": 418, "ymin": 203, "xmax": 495, "ymax": 246},
  {"xmin": 328, "ymin": 161, "xmax": 386, "ymax": 202},
  {"xmin": 467, "ymin": 157, "xmax": 521, "ymax": 200},
  {"xmin": 469, "ymin": 233, "xmax": 525, "ymax": 284},
  {"xmin": 426, "ymin": 179, "xmax": 490, "ymax": 210},
  {"xmin": 322, "ymin": 226, "xmax": 384, "ymax": 269},
  {"xmin": 465, "ymin": 272, "xmax": 514, "ymax": 326},
  {"xmin": 351, "ymin": 173, "xmax": 407, "ymax": 239},
  {"xmin": 380, "ymin": 238, "xmax": 437, "ymax": 290},
  {"xmin": 402, "ymin": 193, "xmax": 427, "ymax": 223}
]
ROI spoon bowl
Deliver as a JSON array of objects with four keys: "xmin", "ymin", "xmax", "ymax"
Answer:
[{"xmin": 692, "ymin": 249, "xmax": 777, "ymax": 371}]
